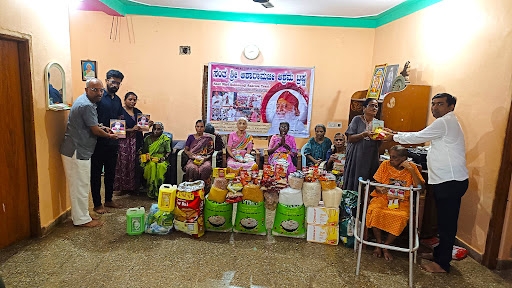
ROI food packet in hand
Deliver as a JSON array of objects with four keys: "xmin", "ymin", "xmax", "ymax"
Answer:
[{"xmin": 371, "ymin": 127, "xmax": 387, "ymax": 140}]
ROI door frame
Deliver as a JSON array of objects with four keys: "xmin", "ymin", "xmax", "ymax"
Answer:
[
  {"xmin": 0, "ymin": 33, "xmax": 41, "ymax": 238},
  {"xmin": 482, "ymin": 98, "xmax": 512, "ymax": 269}
]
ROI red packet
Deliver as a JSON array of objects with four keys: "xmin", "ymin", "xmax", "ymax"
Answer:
[
  {"xmin": 275, "ymin": 164, "xmax": 286, "ymax": 180},
  {"xmin": 240, "ymin": 170, "xmax": 251, "ymax": 186}
]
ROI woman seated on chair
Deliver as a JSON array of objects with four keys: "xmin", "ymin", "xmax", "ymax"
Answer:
[
  {"xmin": 184, "ymin": 120, "xmax": 214, "ymax": 183},
  {"xmin": 140, "ymin": 122, "xmax": 171, "ymax": 199},
  {"xmin": 366, "ymin": 145, "xmax": 424, "ymax": 261},
  {"xmin": 268, "ymin": 121, "xmax": 297, "ymax": 175},
  {"xmin": 326, "ymin": 133, "xmax": 346, "ymax": 188},
  {"xmin": 326, "ymin": 133, "xmax": 346, "ymax": 172},
  {"xmin": 226, "ymin": 117, "xmax": 258, "ymax": 174},
  {"xmin": 304, "ymin": 124, "xmax": 332, "ymax": 167}
]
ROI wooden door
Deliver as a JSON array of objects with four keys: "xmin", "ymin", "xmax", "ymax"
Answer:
[{"xmin": 0, "ymin": 38, "xmax": 31, "ymax": 248}]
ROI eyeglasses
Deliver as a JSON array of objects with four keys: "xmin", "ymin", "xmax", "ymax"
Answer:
[
  {"xmin": 367, "ymin": 104, "xmax": 379, "ymax": 108},
  {"xmin": 108, "ymin": 79, "xmax": 122, "ymax": 86},
  {"xmin": 334, "ymin": 139, "xmax": 344, "ymax": 142},
  {"xmin": 88, "ymin": 87, "xmax": 105, "ymax": 93},
  {"xmin": 390, "ymin": 155, "xmax": 406, "ymax": 160}
]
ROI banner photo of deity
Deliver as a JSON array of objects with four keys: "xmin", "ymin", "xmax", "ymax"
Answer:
[{"xmin": 207, "ymin": 63, "xmax": 315, "ymax": 138}]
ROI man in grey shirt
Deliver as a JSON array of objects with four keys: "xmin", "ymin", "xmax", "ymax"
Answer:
[{"xmin": 60, "ymin": 78, "xmax": 117, "ymax": 227}]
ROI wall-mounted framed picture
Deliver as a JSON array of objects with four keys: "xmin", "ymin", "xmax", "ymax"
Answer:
[
  {"xmin": 81, "ymin": 60, "xmax": 97, "ymax": 81},
  {"xmin": 366, "ymin": 63, "xmax": 387, "ymax": 99}
]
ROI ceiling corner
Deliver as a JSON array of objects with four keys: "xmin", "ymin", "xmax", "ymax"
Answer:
[
  {"xmin": 376, "ymin": 0, "xmax": 443, "ymax": 27},
  {"xmin": 99, "ymin": 0, "xmax": 127, "ymax": 16}
]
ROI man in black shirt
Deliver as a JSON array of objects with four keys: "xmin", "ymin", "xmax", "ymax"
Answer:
[{"xmin": 91, "ymin": 70, "xmax": 124, "ymax": 214}]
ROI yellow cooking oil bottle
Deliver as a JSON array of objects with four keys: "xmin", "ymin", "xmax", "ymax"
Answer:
[{"xmin": 158, "ymin": 184, "xmax": 177, "ymax": 212}]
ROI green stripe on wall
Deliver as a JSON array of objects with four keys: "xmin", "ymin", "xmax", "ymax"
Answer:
[{"xmin": 99, "ymin": 0, "xmax": 442, "ymax": 28}]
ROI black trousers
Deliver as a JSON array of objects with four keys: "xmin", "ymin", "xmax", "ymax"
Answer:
[
  {"xmin": 90, "ymin": 144, "xmax": 118, "ymax": 208},
  {"xmin": 432, "ymin": 179, "xmax": 469, "ymax": 272}
]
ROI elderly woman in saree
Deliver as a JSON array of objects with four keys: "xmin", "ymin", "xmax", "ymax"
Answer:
[
  {"xmin": 140, "ymin": 122, "xmax": 171, "ymax": 199},
  {"xmin": 184, "ymin": 120, "xmax": 214, "ymax": 183},
  {"xmin": 366, "ymin": 145, "xmax": 424, "ymax": 261},
  {"xmin": 226, "ymin": 117, "xmax": 258, "ymax": 174},
  {"xmin": 268, "ymin": 121, "xmax": 297, "ymax": 175},
  {"xmin": 304, "ymin": 124, "xmax": 332, "ymax": 167}
]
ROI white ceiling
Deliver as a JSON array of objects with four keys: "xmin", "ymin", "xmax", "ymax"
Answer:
[{"xmin": 126, "ymin": 0, "xmax": 407, "ymax": 18}]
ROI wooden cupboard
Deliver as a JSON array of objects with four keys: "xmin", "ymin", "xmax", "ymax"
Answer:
[{"xmin": 348, "ymin": 85, "xmax": 432, "ymax": 153}]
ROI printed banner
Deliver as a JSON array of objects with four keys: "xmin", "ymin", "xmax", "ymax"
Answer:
[{"xmin": 207, "ymin": 63, "xmax": 315, "ymax": 138}]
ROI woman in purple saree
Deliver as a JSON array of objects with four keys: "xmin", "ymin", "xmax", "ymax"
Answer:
[
  {"xmin": 113, "ymin": 92, "xmax": 148, "ymax": 194},
  {"xmin": 268, "ymin": 121, "xmax": 297, "ymax": 175},
  {"xmin": 184, "ymin": 120, "xmax": 214, "ymax": 183},
  {"xmin": 227, "ymin": 117, "xmax": 258, "ymax": 174}
]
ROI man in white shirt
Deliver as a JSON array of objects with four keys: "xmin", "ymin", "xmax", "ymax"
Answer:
[{"xmin": 384, "ymin": 93, "xmax": 469, "ymax": 273}]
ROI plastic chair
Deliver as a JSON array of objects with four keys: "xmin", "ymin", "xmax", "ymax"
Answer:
[
  {"xmin": 354, "ymin": 177, "xmax": 422, "ymax": 288},
  {"xmin": 301, "ymin": 142, "xmax": 309, "ymax": 168},
  {"xmin": 176, "ymin": 133, "xmax": 220, "ymax": 185}
]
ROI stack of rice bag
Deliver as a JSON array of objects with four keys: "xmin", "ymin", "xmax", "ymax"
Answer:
[
  {"xmin": 205, "ymin": 172, "xmax": 233, "ymax": 232},
  {"xmin": 271, "ymin": 171, "xmax": 306, "ymax": 238},
  {"xmin": 301, "ymin": 168, "xmax": 342, "ymax": 245},
  {"xmin": 233, "ymin": 171, "xmax": 266, "ymax": 235}
]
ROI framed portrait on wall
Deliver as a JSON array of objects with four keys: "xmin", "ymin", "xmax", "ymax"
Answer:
[
  {"xmin": 366, "ymin": 63, "xmax": 387, "ymax": 99},
  {"xmin": 379, "ymin": 64, "xmax": 399, "ymax": 99},
  {"xmin": 81, "ymin": 60, "xmax": 97, "ymax": 81}
]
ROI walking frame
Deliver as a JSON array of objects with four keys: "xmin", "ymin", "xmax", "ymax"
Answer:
[{"xmin": 354, "ymin": 177, "xmax": 422, "ymax": 288}]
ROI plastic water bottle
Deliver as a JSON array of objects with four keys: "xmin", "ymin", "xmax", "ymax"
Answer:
[{"xmin": 347, "ymin": 217, "xmax": 354, "ymax": 237}]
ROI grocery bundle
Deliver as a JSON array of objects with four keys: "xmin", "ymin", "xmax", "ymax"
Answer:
[{"xmin": 124, "ymin": 165, "xmax": 353, "ymax": 246}]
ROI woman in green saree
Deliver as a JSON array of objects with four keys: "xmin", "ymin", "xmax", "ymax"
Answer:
[{"xmin": 140, "ymin": 122, "xmax": 171, "ymax": 198}]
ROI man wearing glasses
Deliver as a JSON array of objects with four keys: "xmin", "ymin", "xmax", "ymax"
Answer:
[
  {"xmin": 60, "ymin": 78, "xmax": 117, "ymax": 227},
  {"xmin": 90, "ymin": 70, "xmax": 125, "ymax": 214}
]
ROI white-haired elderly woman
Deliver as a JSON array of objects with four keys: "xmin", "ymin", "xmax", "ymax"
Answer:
[
  {"xmin": 139, "ymin": 122, "xmax": 171, "ymax": 198},
  {"xmin": 226, "ymin": 117, "xmax": 258, "ymax": 174}
]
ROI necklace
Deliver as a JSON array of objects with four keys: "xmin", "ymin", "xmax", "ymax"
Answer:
[
  {"xmin": 362, "ymin": 114, "xmax": 372, "ymax": 124},
  {"xmin": 362, "ymin": 114, "xmax": 372, "ymax": 141}
]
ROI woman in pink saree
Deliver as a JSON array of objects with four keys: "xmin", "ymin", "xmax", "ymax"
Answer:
[
  {"xmin": 227, "ymin": 117, "xmax": 258, "ymax": 174},
  {"xmin": 268, "ymin": 122, "xmax": 297, "ymax": 174},
  {"xmin": 184, "ymin": 120, "xmax": 214, "ymax": 183}
]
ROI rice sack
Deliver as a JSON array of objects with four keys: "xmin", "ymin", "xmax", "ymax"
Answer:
[
  {"xmin": 322, "ymin": 187, "xmax": 343, "ymax": 208},
  {"xmin": 209, "ymin": 186, "xmax": 228, "ymax": 203},
  {"xmin": 212, "ymin": 176, "xmax": 228, "ymax": 191},
  {"xmin": 302, "ymin": 181, "xmax": 321, "ymax": 207},
  {"xmin": 233, "ymin": 200, "xmax": 266, "ymax": 235},
  {"xmin": 272, "ymin": 203, "xmax": 306, "ymax": 238},
  {"xmin": 204, "ymin": 195, "xmax": 233, "ymax": 232},
  {"xmin": 288, "ymin": 171, "xmax": 305, "ymax": 190},
  {"xmin": 279, "ymin": 187, "xmax": 303, "ymax": 206},
  {"xmin": 242, "ymin": 183, "xmax": 264, "ymax": 203}
]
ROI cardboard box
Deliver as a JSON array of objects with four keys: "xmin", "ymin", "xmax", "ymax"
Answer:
[
  {"xmin": 307, "ymin": 224, "xmax": 339, "ymax": 245},
  {"xmin": 307, "ymin": 207, "xmax": 339, "ymax": 226}
]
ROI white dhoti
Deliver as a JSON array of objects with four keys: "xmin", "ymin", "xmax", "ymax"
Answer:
[{"xmin": 61, "ymin": 152, "xmax": 92, "ymax": 225}]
